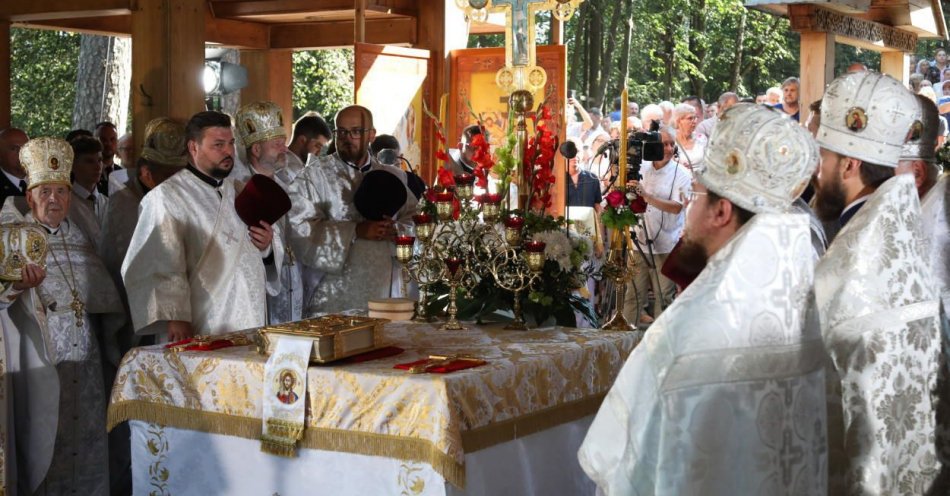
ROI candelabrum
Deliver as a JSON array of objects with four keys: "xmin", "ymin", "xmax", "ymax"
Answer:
[
  {"xmin": 395, "ymin": 173, "xmax": 547, "ymax": 330},
  {"xmin": 600, "ymin": 230, "xmax": 636, "ymax": 331}
]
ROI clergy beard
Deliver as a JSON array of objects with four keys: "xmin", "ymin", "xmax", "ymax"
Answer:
[
  {"xmin": 675, "ymin": 237, "xmax": 709, "ymax": 278},
  {"xmin": 814, "ymin": 174, "xmax": 847, "ymax": 222},
  {"xmin": 209, "ymin": 157, "xmax": 234, "ymax": 179}
]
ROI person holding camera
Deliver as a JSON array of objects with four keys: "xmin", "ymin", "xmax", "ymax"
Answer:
[{"xmin": 622, "ymin": 126, "xmax": 691, "ymax": 325}]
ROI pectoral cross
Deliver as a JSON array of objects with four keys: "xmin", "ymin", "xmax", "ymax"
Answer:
[
  {"xmin": 491, "ymin": 0, "xmax": 549, "ymax": 67},
  {"xmin": 70, "ymin": 289, "xmax": 85, "ymax": 328},
  {"xmin": 223, "ymin": 230, "xmax": 239, "ymax": 245}
]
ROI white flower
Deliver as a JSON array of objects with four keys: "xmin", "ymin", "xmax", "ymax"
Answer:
[{"xmin": 531, "ymin": 230, "xmax": 573, "ymax": 272}]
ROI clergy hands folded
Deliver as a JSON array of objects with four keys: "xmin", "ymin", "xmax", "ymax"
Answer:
[
  {"xmin": 356, "ymin": 219, "xmax": 396, "ymax": 242},
  {"xmin": 248, "ymin": 221, "xmax": 274, "ymax": 252},
  {"xmin": 13, "ymin": 263, "xmax": 46, "ymax": 290},
  {"xmin": 167, "ymin": 320, "xmax": 195, "ymax": 342}
]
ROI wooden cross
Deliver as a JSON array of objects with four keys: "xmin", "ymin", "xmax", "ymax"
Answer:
[{"xmin": 491, "ymin": 0, "xmax": 552, "ymax": 68}]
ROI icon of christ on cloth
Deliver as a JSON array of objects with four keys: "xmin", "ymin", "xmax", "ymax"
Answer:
[{"xmin": 277, "ymin": 369, "xmax": 300, "ymax": 405}]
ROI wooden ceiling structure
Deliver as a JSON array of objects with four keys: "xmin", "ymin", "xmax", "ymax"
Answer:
[
  {"xmin": 746, "ymin": 0, "xmax": 947, "ymax": 112},
  {"xmin": 0, "ymin": 0, "xmax": 483, "ymax": 154}
]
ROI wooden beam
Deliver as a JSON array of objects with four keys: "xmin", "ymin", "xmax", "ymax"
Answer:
[
  {"xmin": 789, "ymin": 4, "xmax": 917, "ymax": 52},
  {"xmin": 355, "ymin": 0, "xmax": 367, "ymax": 43},
  {"xmin": 205, "ymin": 9, "xmax": 269, "ymax": 48},
  {"xmin": 18, "ymin": 16, "xmax": 131, "ymax": 37},
  {"xmin": 212, "ymin": 0, "xmax": 351, "ymax": 18},
  {"xmin": 270, "ymin": 17, "xmax": 416, "ymax": 49},
  {"xmin": 241, "ymin": 50, "xmax": 294, "ymax": 136},
  {"xmin": 880, "ymin": 51, "xmax": 909, "ymax": 84},
  {"xmin": 550, "ymin": 16, "xmax": 562, "ymax": 45},
  {"xmin": 799, "ymin": 31, "xmax": 834, "ymax": 113},
  {"xmin": 0, "ymin": 20, "xmax": 10, "ymax": 129},
  {"xmin": 1, "ymin": 0, "xmax": 129, "ymax": 22},
  {"xmin": 131, "ymin": 0, "xmax": 206, "ymax": 160}
]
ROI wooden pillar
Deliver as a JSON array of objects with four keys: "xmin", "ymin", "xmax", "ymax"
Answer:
[
  {"xmin": 0, "ymin": 20, "xmax": 10, "ymax": 129},
  {"xmin": 355, "ymin": 0, "xmax": 366, "ymax": 44},
  {"xmin": 550, "ymin": 17, "xmax": 563, "ymax": 45},
  {"xmin": 240, "ymin": 50, "xmax": 294, "ymax": 137},
  {"xmin": 799, "ymin": 31, "xmax": 834, "ymax": 111},
  {"xmin": 881, "ymin": 51, "xmax": 909, "ymax": 85},
  {"xmin": 131, "ymin": 0, "xmax": 205, "ymax": 156}
]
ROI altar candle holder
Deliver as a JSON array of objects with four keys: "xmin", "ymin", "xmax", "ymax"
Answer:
[
  {"xmin": 503, "ymin": 215, "xmax": 525, "ymax": 246},
  {"xmin": 442, "ymin": 257, "xmax": 466, "ymax": 331},
  {"xmin": 394, "ymin": 235, "xmax": 415, "ymax": 264},
  {"xmin": 480, "ymin": 193, "xmax": 502, "ymax": 223},
  {"xmin": 435, "ymin": 192, "xmax": 455, "ymax": 221},
  {"xmin": 454, "ymin": 173, "xmax": 476, "ymax": 201},
  {"xmin": 523, "ymin": 240, "xmax": 546, "ymax": 272},
  {"xmin": 413, "ymin": 214, "xmax": 434, "ymax": 243}
]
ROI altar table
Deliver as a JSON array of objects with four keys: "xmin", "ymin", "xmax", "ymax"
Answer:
[{"xmin": 108, "ymin": 322, "xmax": 638, "ymax": 495}]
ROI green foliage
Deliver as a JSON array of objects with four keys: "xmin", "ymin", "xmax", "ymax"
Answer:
[
  {"xmin": 10, "ymin": 28, "xmax": 80, "ymax": 137},
  {"xmin": 292, "ymin": 49, "xmax": 354, "ymax": 121}
]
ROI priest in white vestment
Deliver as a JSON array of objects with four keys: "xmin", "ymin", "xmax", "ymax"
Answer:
[
  {"xmin": 2, "ymin": 137, "xmax": 125, "ymax": 495},
  {"xmin": 812, "ymin": 71, "xmax": 946, "ymax": 494},
  {"xmin": 288, "ymin": 105, "xmax": 417, "ymax": 315},
  {"xmin": 578, "ymin": 104, "xmax": 829, "ymax": 495},
  {"xmin": 232, "ymin": 101, "xmax": 302, "ymax": 324},
  {"xmin": 122, "ymin": 111, "xmax": 275, "ymax": 342}
]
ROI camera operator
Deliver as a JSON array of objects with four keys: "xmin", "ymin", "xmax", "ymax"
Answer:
[{"xmin": 622, "ymin": 126, "xmax": 691, "ymax": 325}]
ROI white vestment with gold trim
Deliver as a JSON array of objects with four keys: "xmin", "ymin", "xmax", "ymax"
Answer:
[
  {"xmin": 122, "ymin": 169, "xmax": 268, "ymax": 337},
  {"xmin": 578, "ymin": 213, "xmax": 828, "ymax": 495}
]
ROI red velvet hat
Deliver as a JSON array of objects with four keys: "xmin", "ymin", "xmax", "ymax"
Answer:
[
  {"xmin": 659, "ymin": 239, "xmax": 704, "ymax": 290},
  {"xmin": 235, "ymin": 174, "xmax": 292, "ymax": 227}
]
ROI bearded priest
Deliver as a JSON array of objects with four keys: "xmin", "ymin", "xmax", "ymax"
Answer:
[
  {"xmin": 2, "ymin": 137, "xmax": 124, "ymax": 495},
  {"xmin": 122, "ymin": 111, "xmax": 275, "ymax": 342},
  {"xmin": 812, "ymin": 71, "xmax": 945, "ymax": 494},
  {"xmin": 232, "ymin": 101, "xmax": 301, "ymax": 324},
  {"xmin": 578, "ymin": 104, "xmax": 828, "ymax": 495}
]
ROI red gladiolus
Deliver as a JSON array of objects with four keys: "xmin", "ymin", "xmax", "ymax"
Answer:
[{"xmin": 437, "ymin": 167, "xmax": 456, "ymax": 188}]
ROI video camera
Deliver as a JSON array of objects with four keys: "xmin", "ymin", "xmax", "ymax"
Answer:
[{"xmin": 594, "ymin": 120, "xmax": 664, "ymax": 179}]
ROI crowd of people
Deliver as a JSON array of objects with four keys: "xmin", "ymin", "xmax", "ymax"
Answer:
[{"xmin": 0, "ymin": 57, "xmax": 946, "ymax": 495}]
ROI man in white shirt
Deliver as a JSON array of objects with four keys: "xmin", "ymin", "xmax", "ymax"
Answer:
[{"xmin": 622, "ymin": 126, "xmax": 691, "ymax": 325}]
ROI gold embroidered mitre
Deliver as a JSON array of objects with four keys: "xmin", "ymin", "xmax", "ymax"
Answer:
[
  {"xmin": 20, "ymin": 137, "xmax": 73, "ymax": 190},
  {"xmin": 236, "ymin": 101, "xmax": 287, "ymax": 147},
  {"xmin": 140, "ymin": 117, "xmax": 188, "ymax": 168}
]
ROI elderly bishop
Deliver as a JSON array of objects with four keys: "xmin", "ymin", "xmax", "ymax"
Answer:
[
  {"xmin": 3, "ymin": 137, "xmax": 124, "ymax": 495},
  {"xmin": 122, "ymin": 111, "xmax": 274, "ymax": 342},
  {"xmin": 232, "ymin": 101, "xmax": 302, "ymax": 324},
  {"xmin": 578, "ymin": 105, "xmax": 828, "ymax": 495}
]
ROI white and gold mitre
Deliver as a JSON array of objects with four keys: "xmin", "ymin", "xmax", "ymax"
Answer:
[
  {"xmin": 235, "ymin": 101, "xmax": 287, "ymax": 147},
  {"xmin": 140, "ymin": 117, "xmax": 188, "ymax": 168},
  {"xmin": 816, "ymin": 71, "xmax": 919, "ymax": 168},
  {"xmin": 19, "ymin": 137, "xmax": 72, "ymax": 190},
  {"xmin": 698, "ymin": 103, "xmax": 817, "ymax": 214},
  {"xmin": 900, "ymin": 94, "xmax": 939, "ymax": 163}
]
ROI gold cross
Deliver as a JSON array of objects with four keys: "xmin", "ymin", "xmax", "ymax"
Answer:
[{"xmin": 70, "ymin": 290, "xmax": 85, "ymax": 327}]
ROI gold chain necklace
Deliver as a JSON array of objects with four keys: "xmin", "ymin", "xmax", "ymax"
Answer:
[{"xmin": 46, "ymin": 230, "xmax": 85, "ymax": 328}]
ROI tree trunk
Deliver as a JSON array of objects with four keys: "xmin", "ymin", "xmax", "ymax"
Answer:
[
  {"xmin": 729, "ymin": 9, "xmax": 747, "ymax": 91},
  {"xmin": 587, "ymin": 3, "xmax": 602, "ymax": 108},
  {"xmin": 663, "ymin": 26, "xmax": 675, "ymax": 100},
  {"xmin": 596, "ymin": 1, "xmax": 624, "ymax": 107},
  {"xmin": 685, "ymin": 0, "xmax": 707, "ymax": 99},
  {"xmin": 72, "ymin": 34, "xmax": 131, "ymax": 133},
  {"xmin": 568, "ymin": 2, "xmax": 588, "ymax": 93}
]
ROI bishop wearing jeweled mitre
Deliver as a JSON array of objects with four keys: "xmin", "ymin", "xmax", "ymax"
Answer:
[{"xmin": 2, "ymin": 137, "xmax": 124, "ymax": 495}]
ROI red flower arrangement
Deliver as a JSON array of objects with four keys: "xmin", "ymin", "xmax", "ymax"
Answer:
[{"xmin": 522, "ymin": 106, "xmax": 558, "ymax": 213}]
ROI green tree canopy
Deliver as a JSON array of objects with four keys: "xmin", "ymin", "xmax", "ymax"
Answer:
[
  {"xmin": 292, "ymin": 49, "xmax": 354, "ymax": 122},
  {"xmin": 10, "ymin": 28, "xmax": 80, "ymax": 138}
]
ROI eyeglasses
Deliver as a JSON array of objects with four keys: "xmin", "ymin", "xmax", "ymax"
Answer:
[
  {"xmin": 334, "ymin": 128, "xmax": 369, "ymax": 138},
  {"xmin": 685, "ymin": 190, "xmax": 707, "ymax": 205}
]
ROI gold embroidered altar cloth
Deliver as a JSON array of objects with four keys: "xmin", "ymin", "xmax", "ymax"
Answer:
[{"xmin": 107, "ymin": 322, "xmax": 637, "ymax": 487}]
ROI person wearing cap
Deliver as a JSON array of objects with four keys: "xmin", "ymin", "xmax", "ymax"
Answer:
[
  {"xmin": 0, "ymin": 136, "xmax": 125, "ymax": 494},
  {"xmin": 233, "ymin": 101, "xmax": 302, "ymax": 324},
  {"xmin": 811, "ymin": 71, "xmax": 945, "ymax": 494},
  {"xmin": 578, "ymin": 104, "xmax": 828, "ymax": 495},
  {"xmin": 122, "ymin": 111, "xmax": 275, "ymax": 342},
  {"xmin": 288, "ymin": 105, "xmax": 417, "ymax": 314}
]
